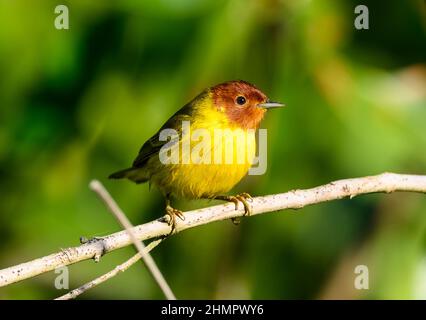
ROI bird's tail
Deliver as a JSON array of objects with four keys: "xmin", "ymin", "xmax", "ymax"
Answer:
[
  {"xmin": 108, "ymin": 167, "xmax": 149, "ymax": 184},
  {"xmin": 108, "ymin": 168, "xmax": 133, "ymax": 179}
]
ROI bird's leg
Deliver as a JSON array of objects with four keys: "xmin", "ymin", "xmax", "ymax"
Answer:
[
  {"xmin": 164, "ymin": 196, "xmax": 185, "ymax": 235},
  {"xmin": 214, "ymin": 193, "xmax": 253, "ymax": 224}
]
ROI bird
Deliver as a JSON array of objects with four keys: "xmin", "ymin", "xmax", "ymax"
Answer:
[{"xmin": 109, "ymin": 80, "xmax": 284, "ymax": 233}]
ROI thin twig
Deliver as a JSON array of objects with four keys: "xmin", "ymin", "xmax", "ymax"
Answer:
[
  {"xmin": 55, "ymin": 238, "xmax": 163, "ymax": 300},
  {"xmin": 89, "ymin": 180, "xmax": 176, "ymax": 300},
  {"xmin": 1, "ymin": 172, "xmax": 425, "ymax": 287}
]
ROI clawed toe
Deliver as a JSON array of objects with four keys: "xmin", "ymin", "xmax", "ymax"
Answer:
[
  {"xmin": 165, "ymin": 205, "xmax": 184, "ymax": 235},
  {"xmin": 215, "ymin": 193, "xmax": 253, "ymax": 218},
  {"xmin": 240, "ymin": 192, "xmax": 253, "ymax": 201},
  {"xmin": 235, "ymin": 195, "xmax": 252, "ymax": 216}
]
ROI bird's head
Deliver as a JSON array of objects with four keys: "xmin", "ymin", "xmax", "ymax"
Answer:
[{"xmin": 210, "ymin": 80, "xmax": 284, "ymax": 129}]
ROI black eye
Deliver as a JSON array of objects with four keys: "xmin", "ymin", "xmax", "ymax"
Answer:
[{"xmin": 236, "ymin": 96, "xmax": 246, "ymax": 105}]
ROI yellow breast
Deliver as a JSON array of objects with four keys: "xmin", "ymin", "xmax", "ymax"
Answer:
[{"xmin": 149, "ymin": 98, "xmax": 256, "ymax": 199}]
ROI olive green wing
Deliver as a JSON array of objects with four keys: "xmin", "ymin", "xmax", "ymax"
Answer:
[
  {"xmin": 109, "ymin": 90, "xmax": 207, "ymax": 181},
  {"xmin": 132, "ymin": 103, "xmax": 193, "ymax": 168}
]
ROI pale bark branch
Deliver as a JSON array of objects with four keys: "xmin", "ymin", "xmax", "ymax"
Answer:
[
  {"xmin": 1, "ymin": 172, "xmax": 425, "ymax": 287},
  {"xmin": 55, "ymin": 239, "xmax": 163, "ymax": 300},
  {"xmin": 88, "ymin": 180, "xmax": 176, "ymax": 300}
]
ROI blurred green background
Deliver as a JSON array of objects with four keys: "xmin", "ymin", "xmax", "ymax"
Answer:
[{"xmin": 0, "ymin": 0, "xmax": 425, "ymax": 299}]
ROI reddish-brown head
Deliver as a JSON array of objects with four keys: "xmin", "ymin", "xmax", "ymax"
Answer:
[{"xmin": 211, "ymin": 80, "xmax": 282, "ymax": 129}]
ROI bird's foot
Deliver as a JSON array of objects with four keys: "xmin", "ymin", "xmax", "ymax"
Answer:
[
  {"xmin": 164, "ymin": 205, "xmax": 185, "ymax": 235},
  {"xmin": 215, "ymin": 193, "xmax": 253, "ymax": 224}
]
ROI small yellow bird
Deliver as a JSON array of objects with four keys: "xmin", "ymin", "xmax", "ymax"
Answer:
[{"xmin": 109, "ymin": 80, "xmax": 284, "ymax": 231}]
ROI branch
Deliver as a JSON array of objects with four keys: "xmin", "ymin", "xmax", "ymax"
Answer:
[
  {"xmin": 88, "ymin": 180, "xmax": 176, "ymax": 300},
  {"xmin": 1, "ymin": 172, "xmax": 425, "ymax": 287},
  {"xmin": 55, "ymin": 239, "xmax": 163, "ymax": 300}
]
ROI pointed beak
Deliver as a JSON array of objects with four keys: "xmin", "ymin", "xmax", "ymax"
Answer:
[{"xmin": 257, "ymin": 100, "xmax": 285, "ymax": 109}]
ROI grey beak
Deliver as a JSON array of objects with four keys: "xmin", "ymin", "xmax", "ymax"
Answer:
[{"xmin": 257, "ymin": 101, "xmax": 285, "ymax": 109}]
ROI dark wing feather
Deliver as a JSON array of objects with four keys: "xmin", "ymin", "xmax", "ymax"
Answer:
[{"xmin": 132, "ymin": 101, "xmax": 195, "ymax": 168}]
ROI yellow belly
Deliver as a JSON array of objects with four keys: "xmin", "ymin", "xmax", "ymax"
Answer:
[{"xmin": 147, "ymin": 111, "xmax": 256, "ymax": 199}]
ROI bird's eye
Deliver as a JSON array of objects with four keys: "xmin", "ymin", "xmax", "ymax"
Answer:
[{"xmin": 236, "ymin": 96, "xmax": 246, "ymax": 105}]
